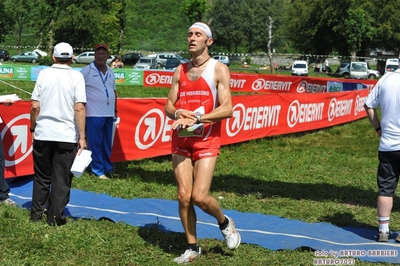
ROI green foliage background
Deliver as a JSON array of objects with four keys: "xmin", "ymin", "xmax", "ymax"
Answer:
[{"xmin": 1, "ymin": 0, "xmax": 400, "ymax": 57}]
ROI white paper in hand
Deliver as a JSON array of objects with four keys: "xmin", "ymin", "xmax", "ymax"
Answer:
[
  {"xmin": 0, "ymin": 94, "xmax": 20, "ymax": 103},
  {"xmin": 71, "ymin": 150, "xmax": 92, "ymax": 177},
  {"xmin": 178, "ymin": 106, "xmax": 205, "ymax": 137}
]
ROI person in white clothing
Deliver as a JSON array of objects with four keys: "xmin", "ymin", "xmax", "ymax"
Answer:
[
  {"xmin": 30, "ymin": 42, "xmax": 86, "ymax": 225},
  {"xmin": 324, "ymin": 59, "xmax": 329, "ymax": 73},
  {"xmin": 364, "ymin": 68, "xmax": 400, "ymax": 242},
  {"xmin": 81, "ymin": 44, "xmax": 118, "ymax": 180}
]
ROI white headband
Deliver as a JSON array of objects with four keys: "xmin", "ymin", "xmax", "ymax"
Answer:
[{"xmin": 189, "ymin": 22, "xmax": 212, "ymax": 38}]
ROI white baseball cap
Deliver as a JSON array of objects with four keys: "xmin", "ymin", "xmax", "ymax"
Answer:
[{"xmin": 53, "ymin": 42, "xmax": 73, "ymax": 58}]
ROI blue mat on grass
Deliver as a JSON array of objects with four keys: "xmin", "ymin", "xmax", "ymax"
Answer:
[{"xmin": 8, "ymin": 176, "xmax": 400, "ymax": 264}]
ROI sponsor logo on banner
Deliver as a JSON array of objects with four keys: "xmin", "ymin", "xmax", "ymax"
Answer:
[
  {"xmin": 16, "ymin": 67, "xmax": 28, "ymax": 79},
  {"xmin": 145, "ymin": 73, "xmax": 173, "ymax": 85},
  {"xmin": 127, "ymin": 71, "xmax": 142, "ymax": 85},
  {"xmin": 252, "ymin": 78, "xmax": 291, "ymax": 92},
  {"xmin": 226, "ymin": 103, "xmax": 281, "ymax": 137},
  {"xmin": 354, "ymin": 95, "xmax": 367, "ymax": 116},
  {"xmin": 114, "ymin": 72, "xmax": 125, "ymax": 83},
  {"xmin": 31, "ymin": 66, "xmax": 47, "ymax": 81},
  {"xmin": 1, "ymin": 114, "xmax": 32, "ymax": 166},
  {"xmin": 327, "ymin": 81, "xmax": 343, "ymax": 92},
  {"xmin": 230, "ymin": 79, "xmax": 247, "ymax": 89},
  {"xmin": 0, "ymin": 67, "xmax": 14, "ymax": 78},
  {"xmin": 327, "ymin": 98, "xmax": 353, "ymax": 122},
  {"xmin": 135, "ymin": 108, "xmax": 170, "ymax": 150},
  {"xmin": 287, "ymin": 100, "xmax": 324, "ymax": 128},
  {"xmin": 297, "ymin": 81, "xmax": 327, "ymax": 93}
]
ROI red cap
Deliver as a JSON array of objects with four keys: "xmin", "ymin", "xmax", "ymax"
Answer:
[{"xmin": 95, "ymin": 43, "xmax": 109, "ymax": 51}]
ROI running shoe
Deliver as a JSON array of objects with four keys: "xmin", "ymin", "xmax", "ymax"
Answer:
[
  {"xmin": 378, "ymin": 230, "xmax": 389, "ymax": 242},
  {"xmin": 173, "ymin": 248, "xmax": 202, "ymax": 264},
  {"xmin": 221, "ymin": 215, "xmax": 241, "ymax": 249}
]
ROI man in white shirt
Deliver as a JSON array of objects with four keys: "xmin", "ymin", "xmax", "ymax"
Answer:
[
  {"xmin": 30, "ymin": 42, "xmax": 86, "ymax": 225},
  {"xmin": 364, "ymin": 68, "xmax": 400, "ymax": 242},
  {"xmin": 81, "ymin": 44, "xmax": 118, "ymax": 180}
]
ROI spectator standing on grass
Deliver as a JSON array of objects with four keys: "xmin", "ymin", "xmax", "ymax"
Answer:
[
  {"xmin": 81, "ymin": 44, "xmax": 118, "ymax": 180},
  {"xmin": 0, "ymin": 100, "xmax": 17, "ymax": 206},
  {"xmin": 30, "ymin": 42, "xmax": 86, "ymax": 225},
  {"xmin": 364, "ymin": 67, "xmax": 400, "ymax": 242},
  {"xmin": 325, "ymin": 59, "xmax": 329, "ymax": 73},
  {"xmin": 164, "ymin": 22, "xmax": 241, "ymax": 264}
]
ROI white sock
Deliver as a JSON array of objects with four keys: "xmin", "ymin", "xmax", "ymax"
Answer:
[{"xmin": 378, "ymin": 216, "xmax": 390, "ymax": 232}]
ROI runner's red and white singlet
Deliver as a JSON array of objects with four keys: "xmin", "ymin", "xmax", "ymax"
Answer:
[{"xmin": 171, "ymin": 58, "xmax": 221, "ymax": 150}]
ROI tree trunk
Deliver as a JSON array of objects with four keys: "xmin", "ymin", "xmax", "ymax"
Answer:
[
  {"xmin": 267, "ymin": 16, "xmax": 274, "ymax": 74},
  {"xmin": 47, "ymin": 19, "xmax": 54, "ymax": 56},
  {"xmin": 37, "ymin": 31, "xmax": 43, "ymax": 50},
  {"xmin": 17, "ymin": 23, "xmax": 23, "ymax": 53},
  {"xmin": 118, "ymin": 29, "xmax": 124, "ymax": 55}
]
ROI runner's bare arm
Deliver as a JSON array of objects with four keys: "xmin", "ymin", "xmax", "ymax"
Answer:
[
  {"xmin": 201, "ymin": 61, "xmax": 232, "ymax": 123},
  {"xmin": 165, "ymin": 66, "xmax": 181, "ymax": 120}
]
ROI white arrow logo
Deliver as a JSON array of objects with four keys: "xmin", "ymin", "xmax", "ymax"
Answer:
[
  {"xmin": 287, "ymin": 100, "xmax": 300, "ymax": 128},
  {"xmin": 146, "ymin": 74, "xmax": 160, "ymax": 85},
  {"xmin": 10, "ymin": 125, "xmax": 27, "ymax": 154},
  {"xmin": 136, "ymin": 109, "xmax": 165, "ymax": 150},
  {"xmin": 143, "ymin": 117, "xmax": 156, "ymax": 141},
  {"xmin": 252, "ymin": 79, "xmax": 265, "ymax": 91},
  {"xmin": 226, "ymin": 103, "xmax": 245, "ymax": 137},
  {"xmin": 1, "ymin": 114, "xmax": 32, "ymax": 166}
]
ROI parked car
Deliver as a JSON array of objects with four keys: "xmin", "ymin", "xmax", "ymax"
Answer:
[
  {"xmin": 121, "ymin": 52, "xmax": 143, "ymax": 65},
  {"xmin": 133, "ymin": 56, "xmax": 157, "ymax": 69},
  {"xmin": 11, "ymin": 51, "xmax": 41, "ymax": 63},
  {"xmin": 338, "ymin": 62, "xmax": 380, "ymax": 79},
  {"xmin": 0, "ymin": 49, "xmax": 10, "ymax": 62},
  {"xmin": 291, "ymin": 60, "xmax": 308, "ymax": 76},
  {"xmin": 163, "ymin": 58, "xmax": 181, "ymax": 70},
  {"xmin": 384, "ymin": 58, "xmax": 399, "ymax": 74},
  {"xmin": 350, "ymin": 61, "xmax": 368, "ymax": 79},
  {"xmin": 153, "ymin": 53, "xmax": 189, "ymax": 68},
  {"xmin": 33, "ymin": 49, "xmax": 48, "ymax": 57},
  {"xmin": 73, "ymin": 51, "xmax": 114, "ymax": 65},
  {"xmin": 212, "ymin": 55, "xmax": 230, "ymax": 67}
]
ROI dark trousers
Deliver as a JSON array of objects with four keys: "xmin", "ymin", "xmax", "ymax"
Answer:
[
  {"xmin": 0, "ymin": 139, "xmax": 10, "ymax": 200},
  {"xmin": 31, "ymin": 140, "xmax": 76, "ymax": 225}
]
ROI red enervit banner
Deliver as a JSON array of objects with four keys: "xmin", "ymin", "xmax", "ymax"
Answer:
[
  {"xmin": 111, "ymin": 89, "xmax": 368, "ymax": 161},
  {"xmin": 142, "ymin": 70, "xmax": 377, "ymax": 93},
  {"xmin": 1, "ymin": 66, "xmax": 378, "ymax": 92},
  {"xmin": 0, "ymin": 89, "xmax": 369, "ymax": 179}
]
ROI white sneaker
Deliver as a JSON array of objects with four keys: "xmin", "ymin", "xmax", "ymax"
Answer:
[
  {"xmin": 221, "ymin": 215, "xmax": 241, "ymax": 249},
  {"xmin": 98, "ymin": 174, "xmax": 109, "ymax": 180},
  {"xmin": 0, "ymin": 198, "xmax": 17, "ymax": 206},
  {"xmin": 173, "ymin": 248, "xmax": 201, "ymax": 264}
]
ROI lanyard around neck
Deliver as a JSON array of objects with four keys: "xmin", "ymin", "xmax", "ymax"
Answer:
[{"xmin": 94, "ymin": 63, "xmax": 110, "ymax": 104}]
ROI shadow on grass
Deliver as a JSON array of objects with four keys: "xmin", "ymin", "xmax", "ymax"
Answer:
[
  {"xmin": 321, "ymin": 212, "xmax": 373, "ymax": 229},
  {"xmin": 137, "ymin": 223, "xmax": 231, "ymax": 258},
  {"xmin": 123, "ymin": 161, "xmax": 389, "ymax": 211}
]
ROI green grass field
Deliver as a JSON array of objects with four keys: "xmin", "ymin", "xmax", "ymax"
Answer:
[{"xmin": 0, "ymin": 75, "xmax": 391, "ymax": 265}]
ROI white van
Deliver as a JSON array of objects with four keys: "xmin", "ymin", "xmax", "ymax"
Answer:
[
  {"xmin": 291, "ymin": 60, "xmax": 308, "ymax": 76},
  {"xmin": 385, "ymin": 58, "xmax": 399, "ymax": 74},
  {"xmin": 350, "ymin": 61, "xmax": 368, "ymax": 79}
]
